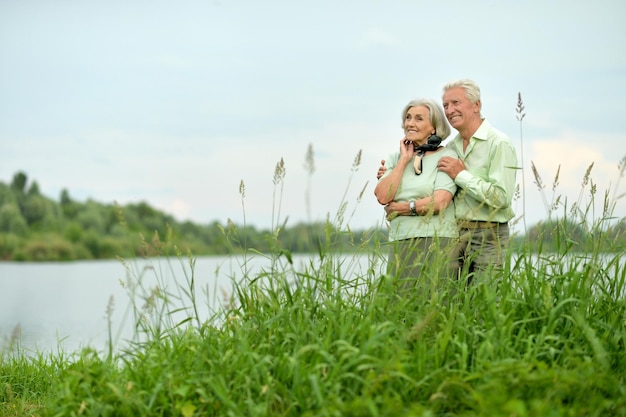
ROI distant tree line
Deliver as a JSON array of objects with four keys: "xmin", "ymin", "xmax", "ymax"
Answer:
[
  {"xmin": 0, "ymin": 171, "xmax": 623, "ymax": 261},
  {"xmin": 0, "ymin": 171, "xmax": 384, "ymax": 261},
  {"xmin": 510, "ymin": 217, "xmax": 626, "ymax": 254}
]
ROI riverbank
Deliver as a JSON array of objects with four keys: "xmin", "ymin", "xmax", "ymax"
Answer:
[{"xmin": 2, "ymin": 245, "xmax": 625, "ymax": 416}]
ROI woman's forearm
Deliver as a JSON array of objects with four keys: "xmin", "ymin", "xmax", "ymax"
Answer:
[
  {"xmin": 414, "ymin": 190, "xmax": 453, "ymax": 215},
  {"xmin": 386, "ymin": 190, "xmax": 453, "ymax": 218}
]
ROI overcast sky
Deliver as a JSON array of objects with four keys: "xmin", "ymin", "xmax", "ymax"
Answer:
[{"xmin": 1, "ymin": 0, "xmax": 625, "ymax": 234}]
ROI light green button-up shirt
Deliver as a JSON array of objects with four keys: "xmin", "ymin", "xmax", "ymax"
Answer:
[{"xmin": 446, "ymin": 119, "xmax": 518, "ymax": 223}]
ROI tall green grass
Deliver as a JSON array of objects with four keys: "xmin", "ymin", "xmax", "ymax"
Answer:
[{"xmin": 2, "ymin": 144, "xmax": 625, "ymax": 416}]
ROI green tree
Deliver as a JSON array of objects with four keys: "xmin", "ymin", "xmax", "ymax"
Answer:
[
  {"xmin": 27, "ymin": 181, "xmax": 40, "ymax": 196},
  {"xmin": 60, "ymin": 188, "xmax": 80, "ymax": 218},
  {"xmin": 0, "ymin": 170, "xmax": 383, "ymax": 260},
  {"xmin": 64, "ymin": 221, "xmax": 84, "ymax": 243},
  {"xmin": 0, "ymin": 203, "xmax": 28, "ymax": 236},
  {"xmin": 0, "ymin": 232, "xmax": 21, "ymax": 260},
  {"xmin": 0, "ymin": 183, "xmax": 17, "ymax": 206},
  {"xmin": 60, "ymin": 188, "xmax": 71, "ymax": 205},
  {"xmin": 21, "ymin": 194, "xmax": 53, "ymax": 228},
  {"xmin": 76, "ymin": 201, "xmax": 107, "ymax": 234},
  {"xmin": 10, "ymin": 171, "xmax": 27, "ymax": 194}
]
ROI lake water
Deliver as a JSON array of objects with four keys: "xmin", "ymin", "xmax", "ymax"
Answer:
[
  {"xmin": 0, "ymin": 253, "xmax": 383, "ymax": 355},
  {"xmin": 2, "ymin": 251, "xmax": 621, "ymax": 356}
]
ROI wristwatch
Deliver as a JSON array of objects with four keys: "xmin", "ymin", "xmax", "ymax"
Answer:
[{"xmin": 409, "ymin": 200, "xmax": 417, "ymax": 216}]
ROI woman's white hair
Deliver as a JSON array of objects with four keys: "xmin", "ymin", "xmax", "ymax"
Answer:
[{"xmin": 400, "ymin": 98, "xmax": 451, "ymax": 139}]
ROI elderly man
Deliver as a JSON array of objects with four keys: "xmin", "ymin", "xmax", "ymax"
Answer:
[{"xmin": 437, "ymin": 79, "xmax": 518, "ymax": 285}]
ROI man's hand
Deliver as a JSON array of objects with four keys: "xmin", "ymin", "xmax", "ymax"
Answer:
[
  {"xmin": 376, "ymin": 159, "xmax": 387, "ymax": 180},
  {"xmin": 437, "ymin": 156, "xmax": 465, "ymax": 179}
]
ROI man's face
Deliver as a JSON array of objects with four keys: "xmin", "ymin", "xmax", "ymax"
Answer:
[{"xmin": 442, "ymin": 87, "xmax": 480, "ymax": 131}]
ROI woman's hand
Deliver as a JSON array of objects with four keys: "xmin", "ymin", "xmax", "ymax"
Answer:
[
  {"xmin": 376, "ymin": 160, "xmax": 386, "ymax": 180},
  {"xmin": 375, "ymin": 138, "xmax": 415, "ymax": 205},
  {"xmin": 384, "ymin": 201, "xmax": 407, "ymax": 220},
  {"xmin": 399, "ymin": 138, "xmax": 415, "ymax": 161}
]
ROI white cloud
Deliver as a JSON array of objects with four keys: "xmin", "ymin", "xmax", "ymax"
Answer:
[
  {"xmin": 518, "ymin": 132, "xmax": 626, "ymax": 227},
  {"xmin": 164, "ymin": 198, "xmax": 192, "ymax": 221},
  {"xmin": 1, "ymin": 0, "xmax": 625, "ymax": 233}
]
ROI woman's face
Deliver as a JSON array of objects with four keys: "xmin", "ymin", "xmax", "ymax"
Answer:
[{"xmin": 403, "ymin": 106, "xmax": 434, "ymax": 145}]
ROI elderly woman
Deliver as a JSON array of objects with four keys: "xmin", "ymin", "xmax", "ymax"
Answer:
[{"xmin": 374, "ymin": 98, "xmax": 458, "ymax": 292}]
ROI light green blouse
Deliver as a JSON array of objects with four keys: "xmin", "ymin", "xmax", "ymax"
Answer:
[{"xmin": 381, "ymin": 147, "xmax": 458, "ymax": 241}]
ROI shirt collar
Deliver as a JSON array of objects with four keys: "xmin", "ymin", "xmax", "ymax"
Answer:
[{"xmin": 471, "ymin": 118, "xmax": 491, "ymax": 141}]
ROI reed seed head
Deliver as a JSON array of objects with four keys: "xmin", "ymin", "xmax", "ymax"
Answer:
[
  {"xmin": 516, "ymin": 92, "xmax": 526, "ymax": 122},
  {"xmin": 304, "ymin": 143, "xmax": 315, "ymax": 175},
  {"xmin": 273, "ymin": 158, "xmax": 286, "ymax": 185},
  {"xmin": 581, "ymin": 162, "xmax": 594, "ymax": 188},
  {"xmin": 352, "ymin": 150, "xmax": 362, "ymax": 172},
  {"xmin": 531, "ymin": 161, "xmax": 544, "ymax": 190}
]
